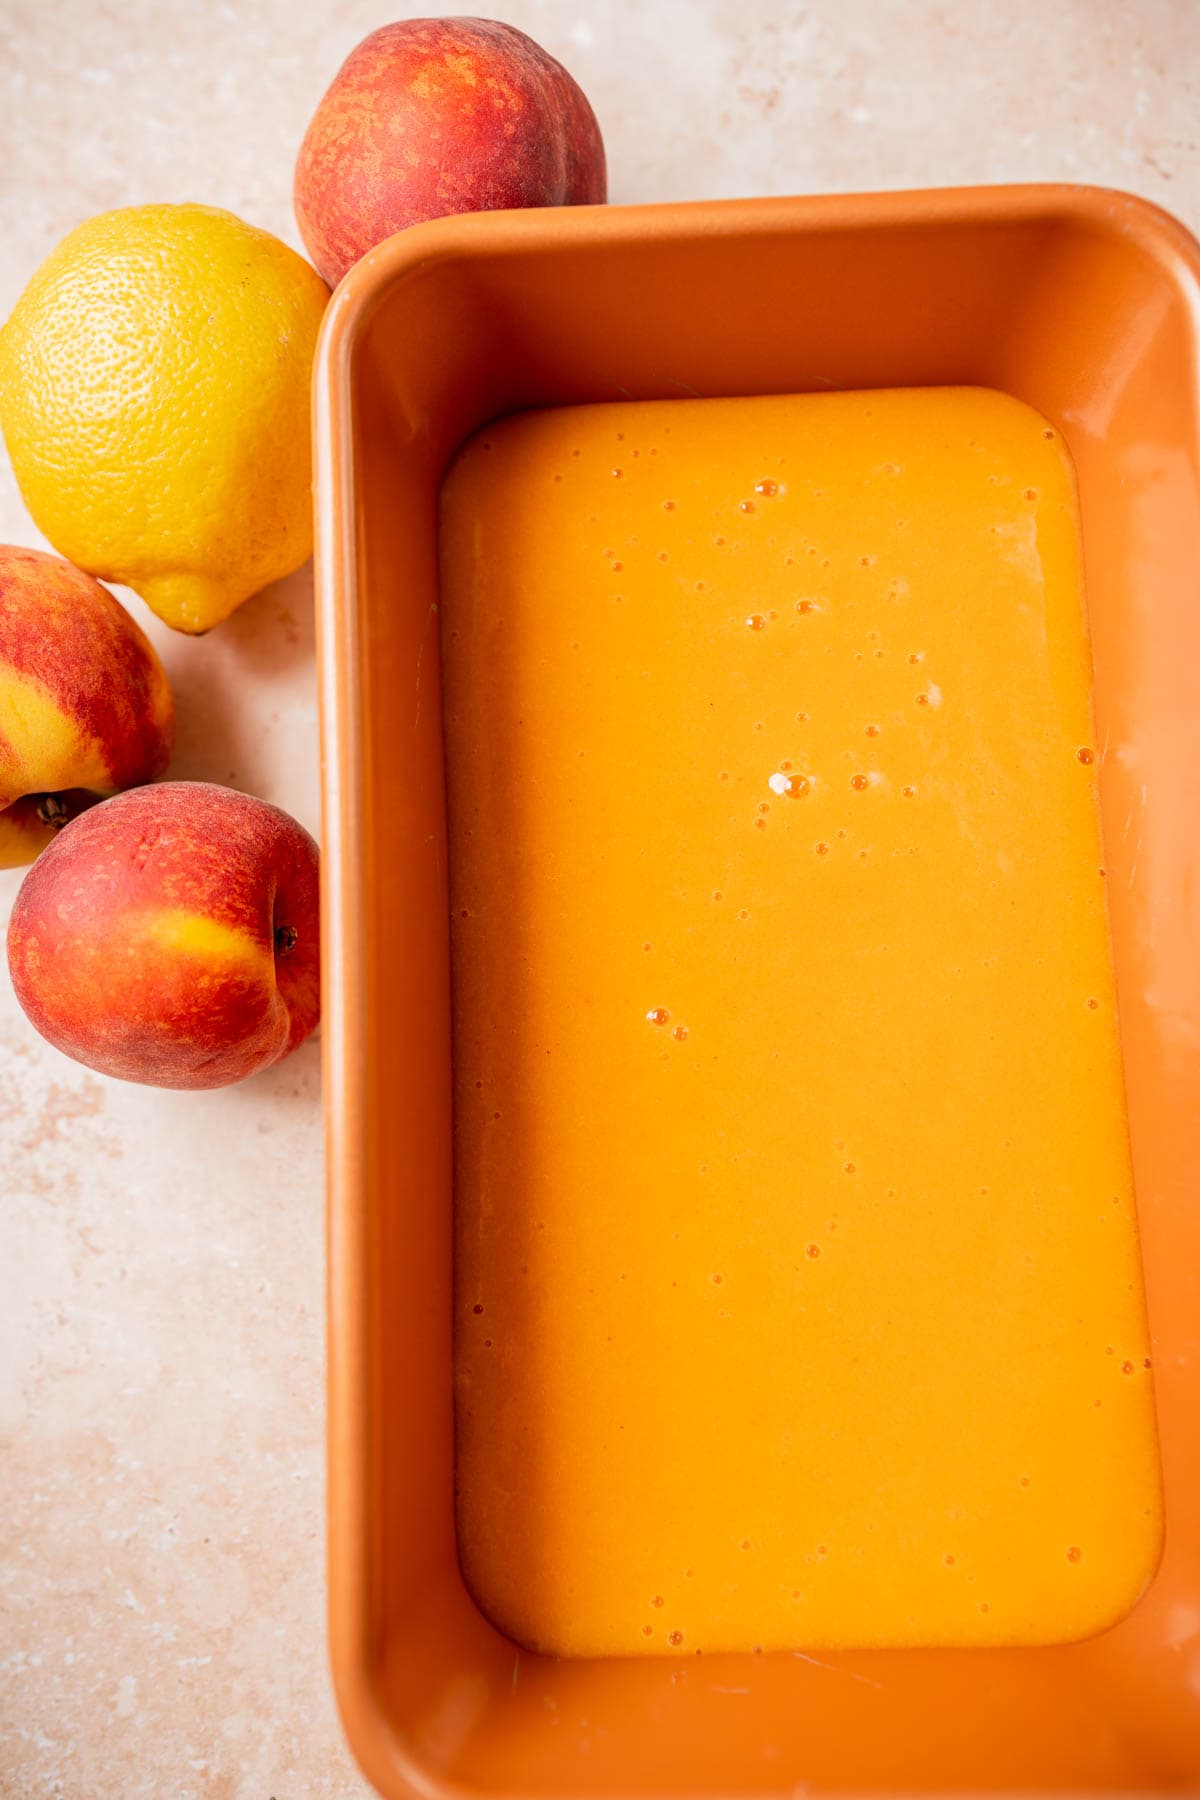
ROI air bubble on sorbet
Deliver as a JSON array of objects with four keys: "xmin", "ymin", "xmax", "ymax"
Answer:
[
  {"xmin": 668, "ymin": 1630, "xmax": 684, "ymax": 1646},
  {"xmin": 850, "ymin": 773, "xmax": 870, "ymax": 791},
  {"xmin": 815, "ymin": 841, "xmax": 830, "ymax": 857},
  {"xmin": 755, "ymin": 479, "xmax": 779, "ymax": 497},
  {"xmin": 646, "ymin": 1007, "xmax": 670, "ymax": 1026},
  {"xmin": 672, "ymin": 1025, "xmax": 689, "ymax": 1042},
  {"xmin": 1121, "ymin": 1360, "xmax": 1135, "ymax": 1374},
  {"xmin": 1077, "ymin": 747, "xmax": 1095, "ymax": 765},
  {"xmin": 611, "ymin": 467, "xmax": 623, "ymax": 478},
  {"xmin": 739, "ymin": 500, "xmax": 756, "ymax": 515},
  {"xmin": 747, "ymin": 613, "xmax": 766, "ymax": 630},
  {"xmin": 663, "ymin": 499, "xmax": 676, "ymax": 511},
  {"xmin": 1066, "ymin": 1546, "xmax": 1082, "ymax": 1563},
  {"xmin": 865, "ymin": 724, "xmax": 880, "ymax": 737},
  {"xmin": 796, "ymin": 598, "xmax": 821, "ymax": 614},
  {"xmin": 806, "ymin": 1243, "xmax": 820, "ymax": 1258}
]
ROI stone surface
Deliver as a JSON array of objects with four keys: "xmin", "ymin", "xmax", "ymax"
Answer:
[{"xmin": 0, "ymin": 1, "xmax": 1196, "ymax": 1794}]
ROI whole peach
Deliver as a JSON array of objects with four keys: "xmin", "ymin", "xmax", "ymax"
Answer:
[
  {"xmin": 0, "ymin": 546, "xmax": 173, "ymax": 866},
  {"xmin": 7, "ymin": 782, "xmax": 320, "ymax": 1089},
  {"xmin": 294, "ymin": 16, "xmax": 606, "ymax": 287}
]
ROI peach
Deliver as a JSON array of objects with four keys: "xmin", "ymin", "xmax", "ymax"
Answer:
[
  {"xmin": 0, "ymin": 545, "xmax": 173, "ymax": 867},
  {"xmin": 7, "ymin": 781, "xmax": 320, "ymax": 1089},
  {"xmin": 294, "ymin": 16, "xmax": 606, "ymax": 287}
]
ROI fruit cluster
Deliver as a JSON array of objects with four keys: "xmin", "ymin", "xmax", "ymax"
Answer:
[{"xmin": 0, "ymin": 17, "xmax": 604, "ymax": 1089}]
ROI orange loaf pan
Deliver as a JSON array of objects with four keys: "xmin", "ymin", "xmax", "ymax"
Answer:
[{"xmin": 314, "ymin": 187, "xmax": 1200, "ymax": 1799}]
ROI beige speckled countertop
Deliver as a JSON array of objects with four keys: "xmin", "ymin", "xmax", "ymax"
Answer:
[{"xmin": 1, "ymin": 2, "xmax": 1197, "ymax": 1794}]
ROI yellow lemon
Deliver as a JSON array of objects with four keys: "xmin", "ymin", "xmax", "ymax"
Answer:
[{"xmin": 0, "ymin": 204, "xmax": 328, "ymax": 633}]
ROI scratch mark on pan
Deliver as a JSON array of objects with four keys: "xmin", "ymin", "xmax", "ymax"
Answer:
[
  {"xmin": 1100, "ymin": 720, "xmax": 1111, "ymax": 767},
  {"xmin": 1128, "ymin": 783, "xmax": 1147, "ymax": 889},
  {"xmin": 792, "ymin": 1650, "xmax": 882, "ymax": 1690},
  {"xmin": 652, "ymin": 372, "xmax": 703, "ymax": 399},
  {"xmin": 512, "ymin": 1653, "xmax": 520, "ymax": 1691}
]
